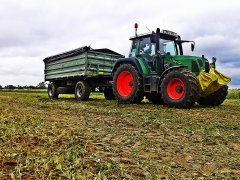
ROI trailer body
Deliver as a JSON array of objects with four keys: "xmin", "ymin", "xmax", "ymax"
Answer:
[
  {"xmin": 43, "ymin": 46, "xmax": 124, "ymax": 100},
  {"xmin": 44, "ymin": 46, "xmax": 124, "ymax": 81}
]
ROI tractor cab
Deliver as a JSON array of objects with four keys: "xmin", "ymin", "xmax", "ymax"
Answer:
[
  {"xmin": 129, "ymin": 30, "xmax": 183, "ymax": 57},
  {"xmin": 128, "ymin": 27, "xmax": 196, "ymax": 76}
]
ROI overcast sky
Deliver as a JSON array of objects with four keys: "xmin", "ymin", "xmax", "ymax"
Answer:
[{"xmin": 0, "ymin": 0, "xmax": 240, "ymax": 88}]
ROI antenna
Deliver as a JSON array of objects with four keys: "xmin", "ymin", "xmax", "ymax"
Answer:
[{"xmin": 146, "ymin": 27, "xmax": 151, "ymax": 32}]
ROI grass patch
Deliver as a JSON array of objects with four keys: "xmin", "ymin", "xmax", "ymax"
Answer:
[
  {"xmin": 0, "ymin": 90, "xmax": 240, "ymax": 178},
  {"xmin": 227, "ymin": 89, "xmax": 240, "ymax": 99}
]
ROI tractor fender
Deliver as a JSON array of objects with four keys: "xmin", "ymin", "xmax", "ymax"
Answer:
[
  {"xmin": 159, "ymin": 66, "xmax": 188, "ymax": 81},
  {"xmin": 112, "ymin": 57, "xmax": 143, "ymax": 75}
]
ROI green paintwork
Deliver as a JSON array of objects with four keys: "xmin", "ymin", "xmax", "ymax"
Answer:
[
  {"xmin": 134, "ymin": 55, "xmax": 205, "ymax": 76},
  {"xmin": 163, "ymin": 55, "xmax": 205, "ymax": 76},
  {"xmin": 137, "ymin": 57, "xmax": 150, "ymax": 75},
  {"xmin": 45, "ymin": 51, "xmax": 121, "ymax": 81}
]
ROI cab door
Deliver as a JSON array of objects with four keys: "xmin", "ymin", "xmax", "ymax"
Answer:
[
  {"xmin": 138, "ymin": 37, "xmax": 158, "ymax": 73},
  {"xmin": 160, "ymin": 39, "xmax": 179, "ymax": 69}
]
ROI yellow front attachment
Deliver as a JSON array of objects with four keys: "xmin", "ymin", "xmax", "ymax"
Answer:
[{"xmin": 198, "ymin": 67, "xmax": 231, "ymax": 96}]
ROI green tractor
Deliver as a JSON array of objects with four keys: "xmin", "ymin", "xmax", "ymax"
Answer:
[{"xmin": 112, "ymin": 24, "xmax": 231, "ymax": 108}]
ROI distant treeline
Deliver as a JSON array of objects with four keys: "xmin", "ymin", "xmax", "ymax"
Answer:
[
  {"xmin": 0, "ymin": 82, "xmax": 46, "ymax": 90},
  {"xmin": 227, "ymin": 89, "xmax": 240, "ymax": 99}
]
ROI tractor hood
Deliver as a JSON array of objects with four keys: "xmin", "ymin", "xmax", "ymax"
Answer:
[{"xmin": 164, "ymin": 55, "xmax": 207, "ymax": 76}]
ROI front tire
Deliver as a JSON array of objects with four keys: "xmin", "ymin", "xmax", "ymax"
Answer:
[
  {"xmin": 160, "ymin": 68, "xmax": 200, "ymax": 108},
  {"xmin": 48, "ymin": 83, "xmax": 59, "ymax": 99},
  {"xmin": 197, "ymin": 85, "xmax": 228, "ymax": 106},
  {"xmin": 75, "ymin": 81, "xmax": 91, "ymax": 101},
  {"xmin": 113, "ymin": 64, "xmax": 144, "ymax": 104}
]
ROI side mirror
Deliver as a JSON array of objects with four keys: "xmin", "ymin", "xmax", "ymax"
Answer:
[{"xmin": 191, "ymin": 43, "xmax": 195, "ymax": 51}]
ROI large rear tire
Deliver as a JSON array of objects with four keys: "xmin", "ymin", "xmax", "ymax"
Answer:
[
  {"xmin": 48, "ymin": 83, "xmax": 59, "ymax": 99},
  {"xmin": 75, "ymin": 81, "xmax": 91, "ymax": 101},
  {"xmin": 160, "ymin": 68, "xmax": 200, "ymax": 108},
  {"xmin": 113, "ymin": 64, "xmax": 144, "ymax": 104},
  {"xmin": 197, "ymin": 85, "xmax": 228, "ymax": 106}
]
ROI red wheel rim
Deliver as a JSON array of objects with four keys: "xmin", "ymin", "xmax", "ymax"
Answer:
[
  {"xmin": 167, "ymin": 78, "xmax": 185, "ymax": 100},
  {"xmin": 116, "ymin": 71, "xmax": 134, "ymax": 97}
]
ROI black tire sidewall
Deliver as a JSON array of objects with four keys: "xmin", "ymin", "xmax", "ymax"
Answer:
[
  {"xmin": 48, "ymin": 83, "xmax": 59, "ymax": 99},
  {"xmin": 104, "ymin": 88, "xmax": 115, "ymax": 100},
  {"xmin": 198, "ymin": 85, "xmax": 228, "ymax": 106},
  {"xmin": 75, "ymin": 81, "xmax": 90, "ymax": 101}
]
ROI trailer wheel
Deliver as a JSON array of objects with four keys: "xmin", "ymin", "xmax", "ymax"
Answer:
[
  {"xmin": 197, "ymin": 85, "xmax": 228, "ymax": 106},
  {"xmin": 48, "ymin": 83, "xmax": 59, "ymax": 99},
  {"xmin": 160, "ymin": 68, "xmax": 200, "ymax": 108},
  {"xmin": 104, "ymin": 87, "xmax": 115, "ymax": 100},
  {"xmin": 146, "ymin": 93, "xmax": 163, "ymax": 104},
  {"xmin": 113, "ymin": 64, "xmax": 144, "ymax": 104},
  {"xmin": 75, "ymin": 81, "xmax": 91, "ymax": 101}
]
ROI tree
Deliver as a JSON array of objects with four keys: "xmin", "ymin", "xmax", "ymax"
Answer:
[
  {"xmin": 5, "ymin": 85, "xmax": 16, "ymax": 89},
  {"xmin": 17, "ymin": 85, "xmax": 23, "ymax": 89},
  {"xmin": 37, "ymin": 82, "xmax": 46, "ymax": 89},
  {"xmin": 28, "ymin": 85, "xmax": 36, "ymax": 89},
  {"xmin": 0, "ymin": 85, "xmax": 2, "ymax": 89}
]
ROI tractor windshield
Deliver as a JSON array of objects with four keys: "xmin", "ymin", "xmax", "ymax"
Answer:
[
  {"xmin": 129, "ymin": 34, "xmax": 182, "ymax": 58},
  {"xmin": 129, "ymin": 37, "xmax": 156, "ymax": 57},
  {"xmin": 160, "ymin": 39, "xmax": 180, "ymax": 56}
]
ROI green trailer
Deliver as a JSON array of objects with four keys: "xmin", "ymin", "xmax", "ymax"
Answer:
[{"xmin": 43, "ymin": 46, "xmax": 124, "ymax": 100}]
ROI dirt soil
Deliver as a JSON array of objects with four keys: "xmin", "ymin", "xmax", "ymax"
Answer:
[{"xmin": 0, "ymin": 91, "xmax": 240, "ymax": 179}]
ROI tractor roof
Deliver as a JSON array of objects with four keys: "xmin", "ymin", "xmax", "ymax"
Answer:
[{"xmin": 129, "ymin": 30, "xmax": 179, "ymax": 41}]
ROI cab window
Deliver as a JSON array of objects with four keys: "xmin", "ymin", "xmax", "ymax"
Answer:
[
  {"xmin": 160, "ymin": 40, "xmax": 177, "ymax": 55},
  {"xmin": 129, "ymin": 39, "xmax": 138, "ymax": 57},
  {"xmin": 139, "ymin": 37, "xmax": 156, "ymax": 56},
  {"xmin": 139, "ymin": 37, "xmax": 157, "ymax": 71}
]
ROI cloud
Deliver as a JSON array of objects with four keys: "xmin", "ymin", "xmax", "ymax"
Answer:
[
  {"xmin": 0, "ymin": 57, "xmax": 44, "ymax": 86},
  {"xmin": 0, "ymin": 0, "xmax": 239, "ymax": 88}
]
